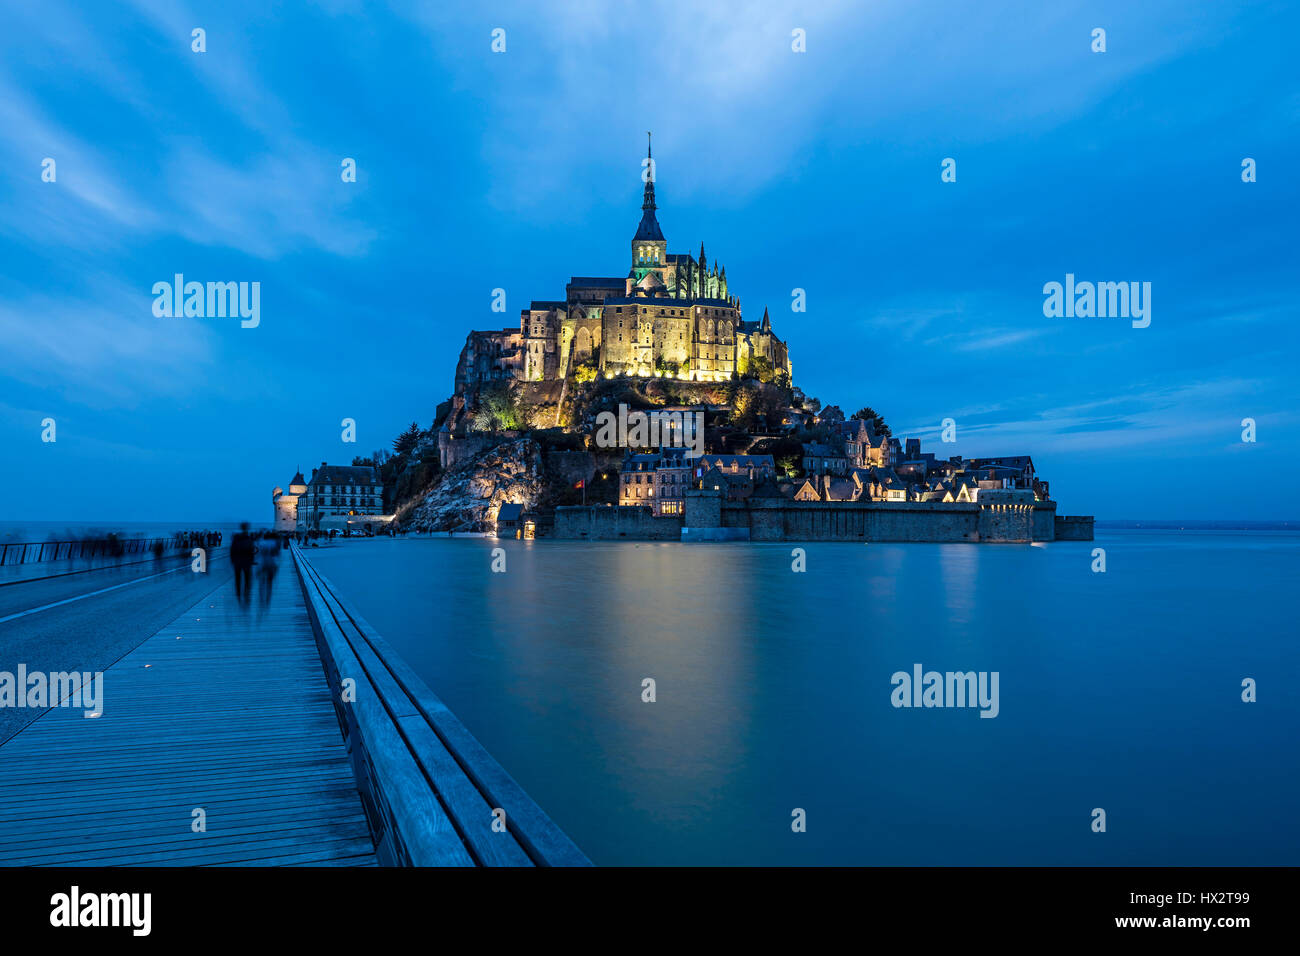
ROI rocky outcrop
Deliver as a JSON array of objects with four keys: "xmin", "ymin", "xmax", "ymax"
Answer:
[{"xmin": 399, "ymin": 438, "xmax": 544, "ymax": 532}]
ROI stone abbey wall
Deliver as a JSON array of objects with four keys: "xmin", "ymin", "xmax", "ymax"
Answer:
[
  {"xmin": 1033, "ymin": 504, "xmax": 1056, "ymax": 541},
  {"xmin": 552, "ymin": 495, "xmax": 1086, "ymax": 543},
  {"xmin": 554, "ymin": 504, "xmax": 683, "ymax": 540},
  {"xmin": 723, "ymin": 492, "xmax": 1058, "ymax": 543},
  {"xmin": 1054, "ymin": 515, "xmax": 1095, "ymax": 540},
  {"xmin": 732, "ymin": 499, "xmax": 981, "ymax": 542},
  {"xmin": 975, "ymin": 490, "xmax": 1038, "ymax": 543},
  {"xmin": 684, "ymin": 489, "xmax": 721, "ymax": 529}
]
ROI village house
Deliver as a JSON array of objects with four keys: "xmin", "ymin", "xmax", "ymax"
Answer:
[
  {"xmin": 801, "ymin": 443, "xmax": 848, "ymax": 476},
  {"xmin": 495, "ymin": 502, "xmax": 528, "ymax": 537},
  {"xmin": 286, "ymin": 462, "xmax": 386, "ymax": 532},
  {"xmin": 831, "ymin": 419, "xmax": 892, "ymax": 470},
  {"xmin": 620, "ymin": 449, "xmax": 777, "ymax": 511}
]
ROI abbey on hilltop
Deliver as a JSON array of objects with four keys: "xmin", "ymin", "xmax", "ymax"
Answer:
[{"xmin": 455, "ymin": 134, "xmax": 792, "ymax": 397}]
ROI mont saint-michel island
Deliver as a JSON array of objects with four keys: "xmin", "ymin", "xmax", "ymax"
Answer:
[{"xmin": 273, "ymin": 140, "xmax": 1092, "ymax": 545}]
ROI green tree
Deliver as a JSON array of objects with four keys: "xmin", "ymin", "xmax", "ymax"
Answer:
[
  {"xmin": 852, "ymin": 407, "xmax": 891, "ymax": 437},
  {"xmin": 730, "ymin": 382, "xmax": 757, "ymax": 429},
  {"xmin": 654, "ymin": 356, "xmax": 681, "ymax": 378},
  {"xmin": 750, "ymin": 435, "xmax": 805, "ymax": 477},
  {"xmin": 471, "ymin": 384, "xmax": 522, "ymax": 432},
  {"xmin": 392, "ymin": 422, "xmax": 422, "ymax": 456},
  {"xmin": 748, "ymin": 355, "xmax": 774, "ymax": 384},
  {"xmin": 732, "ymin": 383, "xmax": 786, "ymax": 432}
]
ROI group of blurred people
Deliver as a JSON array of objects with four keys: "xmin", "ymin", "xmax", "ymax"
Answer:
[
  {"xmin": 76, "ymin": 531, "xmax": 129, "ymax": 559},
  {"xmin": 152, "ymin": 528, "xmax": 225, "ymax": 565},
  {"xmin": 174, "ymin": 529, "xmax": 222, "ymax": 549},
  {"xmin": 229, "ymin": 524, "xmax": 289, "ymax": 608}
]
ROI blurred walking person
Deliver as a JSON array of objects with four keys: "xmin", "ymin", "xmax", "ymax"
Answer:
[
  {"xmin": 257, "ymin": 531, "xmax": 281, "ymax": 612},
  {"xmin": 230, "ymin": 523, "xmax": 256, "ymax": 605}
]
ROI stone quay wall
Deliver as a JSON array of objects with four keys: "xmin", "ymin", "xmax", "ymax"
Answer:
[
  {"xmin": 1054, "ymin": 515, "xmax": 1096, "ymax": 540},
  {"xmin": 554, "ymin": 504, "xmax": 683, "ymax": 540},
  {"xmin": 732, "ymin": 498, "xmax": 980, "ymax": 542},
  {"xmin": 552, "ymin": 493, "xmax": 1090, "ymax": 543},
  {"xmin": 976, "ymin": 490, "xmax": 1039, "ymax": 543}
]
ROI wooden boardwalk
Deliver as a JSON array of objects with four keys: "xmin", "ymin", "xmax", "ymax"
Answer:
[{"xmin": 0, "ymin": 571, "xmax": 377, "ymax": 866}]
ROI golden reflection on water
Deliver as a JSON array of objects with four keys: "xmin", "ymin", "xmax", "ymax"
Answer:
[
  {"xmin": 938, "ymin": 544, "xmax": 980, "ymax": 628},
  {"xmin": 475, "ymin": 541, "xmax": 760, "ymax": 824}
]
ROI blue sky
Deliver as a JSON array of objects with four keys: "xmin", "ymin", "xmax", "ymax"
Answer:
[{"xmin": 1, "ymin": 0, "xmax": 1295, "ymax": 523}]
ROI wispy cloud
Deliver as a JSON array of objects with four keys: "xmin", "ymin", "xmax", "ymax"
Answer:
[
  {"xmin": 0, "ymin": 84, "xmax": 162, "ymax": 243},
  {"xmin": 0, "ymin": 277, "xmax": 217, "ymax": 406},
  {"xmin": 161, "ymin": 142, "xmax": 377, "ymax": 259},
  {"xmin": 396, "ymin": 0, "xmax": 1213, "ymax": 213},
  {"xmin": 0, "ymin": 2, "xmax": 377, "ymax": 260},
  {"xmin": 950, "ymin": 328, "xmax": 1050, "ymax": 352},
  {"xmin": 899, "ymin": 377, "xmax": 1283, "ymax": 456}
]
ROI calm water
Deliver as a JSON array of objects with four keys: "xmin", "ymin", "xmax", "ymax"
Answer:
[{"xmin": 306, "ymin": 531, "xmax": 1300, "ymax": 865}]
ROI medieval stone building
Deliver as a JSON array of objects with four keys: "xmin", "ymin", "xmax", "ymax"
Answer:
[
  {"xmin": 455, "ymin": 136, "xmax": 792, "ymax": 399},
  {"xmin": 271, "ymin": 471, "xmax": 308, "ymax": 531}
]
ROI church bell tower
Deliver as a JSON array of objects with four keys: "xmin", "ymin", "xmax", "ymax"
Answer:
[{"xmin": 631, "ymin": 132, "xmax": 667, "ymax": 284}]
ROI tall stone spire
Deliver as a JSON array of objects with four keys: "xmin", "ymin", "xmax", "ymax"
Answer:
[{"xmin": 634, "ymin": 131, "xmax": 663, "ymax": 242}]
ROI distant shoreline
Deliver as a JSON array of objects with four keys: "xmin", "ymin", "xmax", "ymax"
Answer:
[{"xmin": 1096, "ymin": 520, "xmax": 1298, "ymax": 531}]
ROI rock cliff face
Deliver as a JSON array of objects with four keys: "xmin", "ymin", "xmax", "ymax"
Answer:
[{"xmin": 399, "ymin": 438, "xmax": 543, "ymax": 532}]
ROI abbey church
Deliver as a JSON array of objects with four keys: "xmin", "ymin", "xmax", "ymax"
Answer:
[{"xmin": 455, "ymin": 137, "xmax": 792, "ymax": 398}]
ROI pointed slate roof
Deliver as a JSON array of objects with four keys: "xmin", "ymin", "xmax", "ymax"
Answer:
[{"xmin": 634, "ymin": 133, "xmax": 665, "ymax": 242}]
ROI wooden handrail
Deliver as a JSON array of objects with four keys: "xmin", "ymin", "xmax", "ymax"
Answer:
[{"xmin": 290, "ymin": 544, "xmax": 591, "ymax": 867}]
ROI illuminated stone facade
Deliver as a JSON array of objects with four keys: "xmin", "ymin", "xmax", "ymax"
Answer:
[
  {"xmin": 294, "ymin": 462, "xmax": 384, "ymax": 530},
  {"xmin": 456, "ymin": 137, "xmax": 792, "ymax": 397},
  {"xmin": 271, "ymin": 471, "xmax": 308, "ymax": 531}
]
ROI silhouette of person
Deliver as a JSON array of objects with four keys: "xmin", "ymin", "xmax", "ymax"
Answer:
[
  {"xmin": 256, "ymin": 532, "xmax": 281, "ymax": 609},
  {"xmin": 230, "ymin": 523, "xmax": 256, "ymax": 603}
]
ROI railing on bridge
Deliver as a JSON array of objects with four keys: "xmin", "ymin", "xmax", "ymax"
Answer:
[
  {"xmin": 0, "ymin": 536, "xmax": 193, "ymax": 567},
  {"xmin": 291, "ymin": 544, "xmax": 591, "ymax": 867}
]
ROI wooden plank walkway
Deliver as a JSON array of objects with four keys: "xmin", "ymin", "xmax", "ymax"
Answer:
[{"xmin": 0, "ymin": 570, "xmax": 377, "ymax": 866}]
